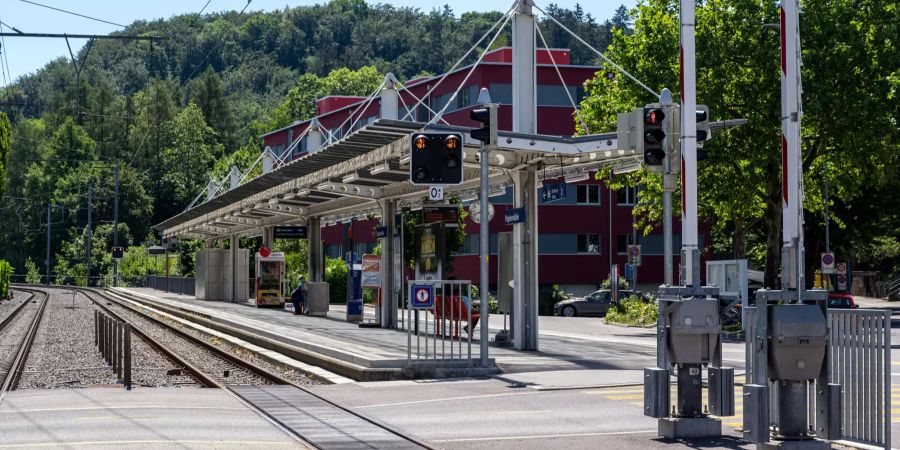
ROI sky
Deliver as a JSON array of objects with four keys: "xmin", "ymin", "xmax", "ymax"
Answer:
[{"xmin": 0, "ymin": 0, "xmax": 635, "ymax": 85}]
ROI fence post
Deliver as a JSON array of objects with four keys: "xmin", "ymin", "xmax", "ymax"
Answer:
[
  {"xmin": 123, "ymin": 323, "xmax": 132, "ymax": 390},
  {"xmin": 101, "ymin": 315, "xmax": 108, "ymax": 362}
]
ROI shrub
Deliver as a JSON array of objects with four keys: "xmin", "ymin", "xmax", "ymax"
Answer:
[
  {"xmin": 539, "ymin": 284, "xmax": 571, "ymax": 315},
  {"xmin": 605, "ymin": 295, "xmax": 658, "ymax": 326},
  {"xmin": 0, "ymin": 260, "xmax": 12, "ymax": 299},
  {"xmin": 324, "ymin": 257, "xmax": 348, "ymax": 304},
  {"xmin": 25, "ymin": 259, "xmax": 42, "ymax": 284}
]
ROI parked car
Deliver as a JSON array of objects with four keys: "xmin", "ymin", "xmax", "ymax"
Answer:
[
  {"xmin": 827, "ymin": 292, "xmax": 858, "ymax": 309},
  {"xmin": 553, "ymin": 290, "xmax": 646, "ymax": 317}
]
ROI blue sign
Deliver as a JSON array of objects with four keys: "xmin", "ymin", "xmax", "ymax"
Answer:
[
  {"xmin": 624, "ymin": 264, "xmax": 634, "ymax": 279},
  {"xmin": 411, "ymin": 284, "xmax": 434, "ymax": 309},
  {"xmin": 375, "ymin": 226, "xmax": 387, "ymax": 238},
  {"xmin": 541, "ymin": 183, "xmax": 567, "ymax": 203},
  {"xmin": 504, "ymin": 207, "xmax": 526, "ymax": 225}
]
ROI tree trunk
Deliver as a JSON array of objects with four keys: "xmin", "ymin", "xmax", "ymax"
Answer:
[
  {"xmin": 764, "ymin": 152, "xmax": 782, "ymax": 289},
  {"xmin": 733, "ymin": 216, "xmax": 747, "ymax": 260}
]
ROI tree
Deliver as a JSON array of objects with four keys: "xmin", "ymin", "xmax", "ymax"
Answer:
[
  {"xmin": 188, "ymin": 66, "xmax": 237, "ymax": 150},
  {"xmin": 0, "ymin": 112, "xmax": 10, "ymax": 199}
]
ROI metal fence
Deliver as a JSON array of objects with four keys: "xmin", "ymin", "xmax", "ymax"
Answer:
[
  {"xmin": 404, "ymin": 280, "xmax": 475, "ymax": 367},
  {"xmin": 828, "ymin": 309, "xmax": 891, "ymax": 449},
  {"xmin": 148, "ymin": 275, "xmax": 195, "ymax": 296},
  {"xmin": 95, "ymin": 310, "xmax": 132, "ymax": 390}
]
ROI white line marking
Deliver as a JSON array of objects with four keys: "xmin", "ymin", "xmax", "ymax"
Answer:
[
  {"xmin": 0, "ymin": 441, "xmax": 296, "ymax": 448},
  {"xmin": 357, "ymin": 391, "xmax": 538, "ymax": 409},
  {"xmin": 432, "ymin": 429, "xmax": 657, "ymax": 442},
  {"xmin": 0, "ymin": 406, "xmax": 246, "ymax": 414}
]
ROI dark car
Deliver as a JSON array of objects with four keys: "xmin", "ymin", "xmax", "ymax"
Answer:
[
  {"xmin": 827, "ymin": 292, "xmax": 858, "ymax": 309},
  {"xmin": 553, "ymin": 290, "xmax": 646, "ymax": 317}
]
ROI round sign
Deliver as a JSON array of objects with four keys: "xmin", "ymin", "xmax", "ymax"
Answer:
[
  {"xmin": 416, "ymin": 289, "xmax": 430, "ymax": 303},
  {"xmin": 259, "ymin": 246, "xmax": 271, "ymax": 258},
  {"xmin": 629, "ymin": 247, "xmax": 639, "ymax": 257},
  {"xmin": 836, "ymin": 262, "xmax": 847, "ymax": 273},
  {"xmin": 468, "ymin": 201, "xmax": 495, "ymax": 224},
  {"xmin": 822, "ymin": 253, "xmax": 834, "ymax": 265}
]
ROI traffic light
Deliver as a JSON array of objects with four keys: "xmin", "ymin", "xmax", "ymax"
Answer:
[
  {"xmin": 696, "ymin": 105, "xmax": 710, "ymax": 160},
  {"xmin": 111, "ymin": 246, "xmax": 124, "ymax": 259},
  {"xmin": 643, "ymin": 107, "xmax": 666, "ymax": 166},
  {"xmin": 409, "ymin": 132, "xmax": 464, "ymax": 185}
]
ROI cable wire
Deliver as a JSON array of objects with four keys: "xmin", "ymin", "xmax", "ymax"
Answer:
[
  {"xmin": 532, "ymin": 1, "xmax": 660, "ymax": 99},
  {"xmin": 19, "ymin": 0, "xmax": 127, "ymax": 28},
  {"xmin": 535, "ymin": 22, "xmax": 590, "ymax": 134}
]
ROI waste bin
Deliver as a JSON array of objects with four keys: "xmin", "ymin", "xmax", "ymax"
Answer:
[{"xmin": 306, "ymin": 282, "xmax": 329, "ymax": 316}]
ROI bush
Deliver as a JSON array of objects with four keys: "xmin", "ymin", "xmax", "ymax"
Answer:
[
  {"xmin": 605, "ymin": 295, "xmax": 658, "ymax": 327},
  {"xmin": 0, "ymin": 260, "xmax": 12, "ymax": 299},
  {"xmin": 325, "ymin": 257, "xmax": 348, "ymax": 304},
  {"xmin": 539, "ymin": 284, "xmax": 571, "ymax": 315},
  {"xmin": 470, "ymin": 285, "xmax": 498, "ymax": 314},
  {"xmin": 25, "ymin": 259, "xmax": 42, "ymax": 284},
  {"xmin": 599, "ymin": 275, "xmax": 630, "ymax": 290}
]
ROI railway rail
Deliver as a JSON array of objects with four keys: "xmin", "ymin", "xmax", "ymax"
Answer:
[
  {"xmin": 0, "ymin": 288, "xmax": 49, "ymax": 398},
  {"xmin": 83, "ymin": 287, "xmax": 432, "ymax": 450}
]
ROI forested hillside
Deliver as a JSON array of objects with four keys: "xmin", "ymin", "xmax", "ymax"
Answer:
[{"xmin": 0, "ymin": 0, "xmax": 620, "ymax": 281}]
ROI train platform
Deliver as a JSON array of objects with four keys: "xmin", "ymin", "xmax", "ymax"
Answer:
[
  {"xmin": 110, "ymin": 287, "xmax": 746, "ymax": 386},
  {"xmin": 0, "ymin": 387, "xmax": 301, "ymax": 448}
]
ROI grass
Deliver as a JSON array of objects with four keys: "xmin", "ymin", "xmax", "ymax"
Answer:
[{"xmin": 605, "ymin": 295, "xmax": 658, "ymax": 327}]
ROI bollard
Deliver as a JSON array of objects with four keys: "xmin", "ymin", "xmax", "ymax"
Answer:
[
  {"xmin": 94, "ymin": 311, "xmax": 98, "ymax": 347},
  {"xmin": 101, "ymin": 315, "xmax": 108, "ymax": 362},
  {"xmin": 115, "ymin": 321, "xmax": 122, "ymax": 378},
  {"xmin": 123, "ymin": 323, "xmax": 132, "ymax": 390}
]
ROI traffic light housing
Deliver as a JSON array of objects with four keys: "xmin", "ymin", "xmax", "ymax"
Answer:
[
  {"xmin": 696, "ymin": 105, "xmax": 711, "ymax": 144},
  {"xmin": 643, "ymin": 107, "xmax": 666, "ymax": 166},
  {"xmin": 469, "ymin": 106, "xmax": 497, "ymax": 146},
  {"xmin": 409, "ymin": 132, "xmax": 464, "ymax": 185}
]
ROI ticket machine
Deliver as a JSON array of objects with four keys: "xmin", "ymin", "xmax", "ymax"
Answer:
[{"xmin": 255, "ymin": 250, "xmax": 285, "ymax": 307}]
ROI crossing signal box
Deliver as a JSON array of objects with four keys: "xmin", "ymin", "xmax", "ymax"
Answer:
[
  {"xmin": 643, "ymin": 107, "xmax": 666, "ymax": 166},
  {"xmin": 409, "ymin": 132, "xmax": 464, "ymax": 185}
]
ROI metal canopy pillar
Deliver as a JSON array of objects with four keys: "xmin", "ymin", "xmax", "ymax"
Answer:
[
  {"xmin": 229, "ymin": 235, "xmax": 239, "ymax": 303},
  {"xmin": 261, "ymin": 226, "xmax": 273, "ymax": 248},
  {"xmin": 379, "ymin": 200, "xmax": 397, "ymax": 328},
  {"xmin": 781, "ymin": 0, "xmax": 802, "ymax": 292},
  {"xmin": 308, "ymin": 217, "xmax": 324, "ymax": 282},
  {"xmin": 229, "ymin": 166, "xmax": 240, "ymax": 190},
  {"xmin": 679, "ymin": 0, "xmax": 700, "ymax": 287},
  {"xmin": 511, "ymin": 0, "xmax": 539, "ymax": 351}
]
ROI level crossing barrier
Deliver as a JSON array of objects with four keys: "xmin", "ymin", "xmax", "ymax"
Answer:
[
  {"xmin": 744, "ymin": 307, "xmax": 891, "ymax": 448},
  {"xmin": 94, "ymin": 310, "xmax": 132, "ymax": 390},
  {"xmin": 404, "ymin": 280, "xmax": 476, "ymax": 367}
]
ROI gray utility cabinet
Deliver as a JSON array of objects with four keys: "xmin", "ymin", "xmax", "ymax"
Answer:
[{"xmin": 195, "ymin": 248, "xmax": 249, "ymax": 302}]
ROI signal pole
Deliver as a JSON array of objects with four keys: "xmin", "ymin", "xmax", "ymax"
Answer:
[
  {"xmin": 86, "ymin": 185, "xmax": 92, "ymax": 287},
  {"xmin": 680, "ymin": 0, "xmax": 700, "ymax": 286},
  {"xmin": 660, "ymin": 89, "xmax": 674, "ymax": 286},
  {"xmin": 113, "ymin": 165, "xmax": 120, "ymax": 287},
  {"xmin": 45, "ymin": 204, "xmax": 51, "ymax": 285}
]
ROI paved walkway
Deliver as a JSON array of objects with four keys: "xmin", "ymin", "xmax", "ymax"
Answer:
[{"xmin": 115, "ymin": 287, "xmax": 725, "ymax": 388}]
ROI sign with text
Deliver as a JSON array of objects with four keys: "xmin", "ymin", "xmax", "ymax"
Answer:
[
  {"xmin": 421, "ymin": 205, "xmax": 459, "ymax": 225},
  {"xmin": 541, "ymin": 183, "xmax": 567, "ymax": 203},
  {"xmin": 503, "ymin": 207, "xmax": 526, "ymax": 225},
  {"xmin": 273, "ymin": 226, "xmax": 308, "ymax": 239},
  {"xmin": 375, "ymin": 226, "xmax": 388, "ymax": 238},
  {"xmin": 428, "ymin": 186, "xmax": 444, "ymax": 201},
  {"xmin": 361, "ymin": 254, "xmax": 381, "ymax": 288}
]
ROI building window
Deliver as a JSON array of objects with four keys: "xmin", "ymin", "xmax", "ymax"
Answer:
[
  {"xmin": 576, "ymin": 185, "xmax": 600, "ymax": 205},
  {"xmin": 617, "ymin": 186, "xmax": 637, "ymax": 206},
  {"xmin": 577, "ymin": 234, "xmax": 601, "ymax": 254},
  {"xmin": 325, "ymin": 244, "xmax": 342, "ymax": 259},
  {"xmin": 488, "ymin": 83, "xmax": 512, "ymax": 104},
  {"xmin": 537, "ymin": 85, "xmax": 580, "ymax": 107},
  {"xmin": 617, "ymin": 234, "xmax": 635, "ymax": 254}
]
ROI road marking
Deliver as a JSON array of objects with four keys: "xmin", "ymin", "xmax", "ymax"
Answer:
[
  {"xmin": 0, "ymin": 441, "xmax": 296, "ymax": 448},
  {"xmin": 431, "ymin": 429, "xmax": 657, "ymax": 443},
  {"xmin": 357, "ymin": 390, "xmax": 539, "ymax": 408},
  {"xmin": 0, "ymin": 406, "xmax": 247, "ymax": 414}
]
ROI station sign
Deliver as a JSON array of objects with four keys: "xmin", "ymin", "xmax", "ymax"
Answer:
[
  {"xmin": 410, "ymin": 284, "xmax": 434, "ymax": 309},
  {"xmin": 273, "ymin": 226, "xmax": 308, "ymax": 239},
  {"xmin": 504, "ymin": 207, "xmax": 526, "ymax": 225},
  {"xmin": 147, "ymin": 245, "xmax": 166, "ymax": 255},
  {"xmin": 375, "ymin": 226, "xmax": 388, "ymax": 238},
  {"xmin": 820, "ymin": 252, "xmax": 835, "ymax": 274},
  {"xmin": 421, "ymin": 205, "xmax": 459, "ymax": 225},
  {"xmin": 428, "ymin": 186, "xmax": 444, "ymax": 201},
  {"xmin": 541, "ymin": 183, "xmax": 567, "ymax": 203}
]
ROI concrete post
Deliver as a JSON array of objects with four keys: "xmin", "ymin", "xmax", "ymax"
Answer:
[
  {"xmin": 308, "ymin": 217, "xmax": 324, "ymax": 282},
  {"xmin": 229, "ymin": 235, "xmax": 238, "ymax": 303},
  {"xmin": 512, "ymin": 0, "xmax": 536, "ymax": 134},
  {"xmin": 206, "ymin": 180, "xmax": 218, "ymax": 201},
  {"xmin": 229, "ymin": 166, "xmax": 241, "ymax": 190},
  {"xmin": 307, "ymin": 119, "xmax": 323, "ymax": 152},
  {"xmin": 261, "ymin": 226, "xmax": 273, "ymax": 249},
  {"xmin": 379, "ymin": 200, "xmax": 396, "ymax": 328},
  {"xmin": 262, "ymin": 147, "xmax": 276, "ymax": 174},
  {"xmin": 512, "ymin": 169, "xmax": 540, "ymax": 351},
  {"xmin": 380, "ymin": 74, "xmax": 399, "ymax": 121}
]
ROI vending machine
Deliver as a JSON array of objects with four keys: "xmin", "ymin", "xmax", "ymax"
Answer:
[{"xmin": 255, "ymin": 249, "xmax": 285, "ymax": 307}]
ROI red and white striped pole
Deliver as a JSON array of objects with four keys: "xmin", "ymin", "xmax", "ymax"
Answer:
[
  {"xmin": 781, "ymin": 0, "xmax": 803, "ymax": 290},
  {"xmin": 679, "ymin": 0, "xmax": 699, "ymax": 286}
]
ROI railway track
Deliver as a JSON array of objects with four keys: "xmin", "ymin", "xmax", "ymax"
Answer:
[
  {"xmin": 0, "ymin": 288, "xmax": 49, "ymax": 399},
  {"xmin": 84, "ymin": 287, "xmax": 433, "ymax": 450}
]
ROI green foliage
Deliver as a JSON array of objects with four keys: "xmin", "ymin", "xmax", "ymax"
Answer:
[
  {"xmin": 0, "ymin": 112, "xmax": 10, "ymax": 199},
  {"xmin": 401, "ymin": 199, "xmax": 468, "ymax": 274},
  {"xmin": 273, "ymin": 239, "xmax": 308, "ymax": 288},
  {"xmin": 605, "ymin": 295, "xmax": 657, "ymax": 327},
  {"xmin": 325, "ymin": 257, "xmax": 348, "ymax": 304},
  {"xmin": 538, "ymin": 283, "xmax": 571, "ymax": 316},
  {"xmin": 0, "ymin": 260, "xmax": 12, "ymax": 298},
  {"xmin": 599, "ymin": 275, "xmax": 630, "ymax": 290},
  {"xmin": 24, "ymin": 259, "xmax": 42, "ymax": 285}
]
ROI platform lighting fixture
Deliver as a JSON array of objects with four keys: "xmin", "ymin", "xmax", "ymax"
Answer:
[
  {"xmin": 316, "ymin": 182, "xmax": 332, "ymax": 191},
  {"xmin": 342, "ymin": 172, "xmax": 359, "ymax": 183},
  {"xmin": 613, "ymin": 162, "xmax": 643, "ymax": 175},
  {"xmin": 241, "ymin": 207, "xmax": 251, "ymax": 214},
  {"xmin": 267, "ymin": 198, "xmax": 279, "ymax": 205},
  {"xmin": 410, "ymin": 204, "xmax": 423, "ymax": 211},
  {"xmin": 399, "ymin": 155, "xmax": 411, "ymax": 165},
  {"xmin": 253, "ymin": 203, "xmax": 264, "ymax": 209},
  {"xmin": 370, "ymin": 163, "xmax": 390, "ymax": 175},
  {"xmin": 489, "ymin": 185, "xmax": 506, "ymax": 198},
  {"xmin": 461, "ymin": 193, "xmax": 479, "ymax": 203},
  {"xmin": 282, "ymin": 193, "xmax": 295, "ymax": 200},
  {"xmin": 565, "ymin": 172, "xmax": 590, "ymax": 183},
  {"xmin": 296, "ymin": 188, "xmax": 311, "ymax": 197}
]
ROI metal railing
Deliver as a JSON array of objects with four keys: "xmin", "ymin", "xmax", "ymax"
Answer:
[
  {"xmin": 887, "ymin": 274, "xmax": 900, "ymax": 301},
  {"xmin": 405, "ymin": 280, "xmax": 475, "ymax": 367},
  {"xmin": 148, "ymin": 275, "xmax": 195, "ymax": 296},
  {"xmin": 829, "ymin": 309, "xmax": 891, "ymax": 449}
]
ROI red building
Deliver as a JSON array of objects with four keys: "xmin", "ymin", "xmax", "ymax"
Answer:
[{"xmin": 261, "ymin": 48, "xmax": 707, "ymax": 294}]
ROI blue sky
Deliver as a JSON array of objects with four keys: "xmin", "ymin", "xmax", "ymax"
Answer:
[{"xmin": 0, "ymin": 0, "xmax": 634, "ymax": 84}]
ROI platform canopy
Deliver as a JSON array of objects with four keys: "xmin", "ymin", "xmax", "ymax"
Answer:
[{"xmin": 155, "ymin": 119, "xmax": 634, "ymax": 240}]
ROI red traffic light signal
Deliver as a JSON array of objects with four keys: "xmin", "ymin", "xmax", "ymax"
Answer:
[{"xmin": 644, "ymin": 108, "xmax": 665, "ymax": 126}]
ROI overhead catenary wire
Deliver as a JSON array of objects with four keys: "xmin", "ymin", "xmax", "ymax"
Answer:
[
  {"xmin": 429, "ymin": 10, "xmax": 513, "ymax": 125},
  {"xmin": 18, "ymin": 0, "xmax": 128, "ymax": 28},
  {"xmin": 532, "ymin": 1, "xmax": 660, "ymax": 99},
  {"xmin": 535, "ymin": 22, "xmax": 590, "ymax": 134},
  {"xmin": 400, "ymin": 0, "xmax": 517, "ymax": 122}
]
